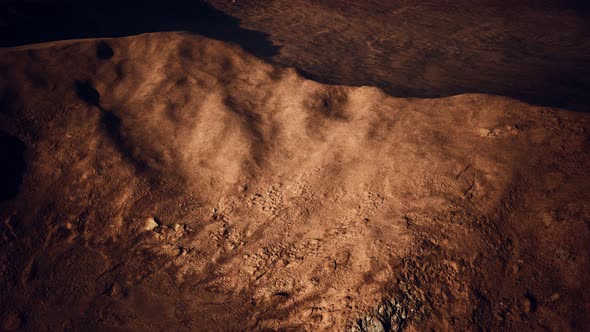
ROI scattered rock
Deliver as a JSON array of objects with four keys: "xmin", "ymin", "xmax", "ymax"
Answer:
[
  {"xmin": 522, "ymin": 293, "xmax": 537, "ymax": 314},
  {"xmin": 107, "ymin": 282, "xmax": 121, "ymax": 297},
  {"xmin": 173, "ymin": 223, "xmax": 185, "ymax": 237},
  {"xmin": 447, "ymin": 260, "xmax": 459, "ymax": 272},
  {"xmin": 354, "ymin": 315, "xmax": 385, "ymax": 332},
  {"xmin": 179, "ymin": 246, "xmax": 190, "ymax": 256},
  {"xmin": 479, "ymin": 125, "xmax": 519, "ymax": 138},
  {"xmin": 479, "ymin": 128, "xmax": 491, "ymax": 137},
  {"xmin": 542, "ymin": 212, "xmax": 552, "ymax": 226},
  {"xmin": 144, "ymin": 217, "xmax": 160, "ymax": 231},
  {"xmin": 522, "ymin": 297, "xmax": 532, "ymax": 313}
]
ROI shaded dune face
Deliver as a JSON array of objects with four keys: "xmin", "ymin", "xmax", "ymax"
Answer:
[
  {"xmin": 0, "ymin": 130, "xmax": 26, "ymax": 202},
  {"xmin": 0, "ymin": 33, "xmax": 589, "ymax": 330}
]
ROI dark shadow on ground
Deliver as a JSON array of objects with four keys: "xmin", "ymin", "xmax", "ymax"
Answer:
[
  {"xmin": 0, "ymin": 0, "xmax": 278, "ymax": 57},
  {"xmin": 74, "ymin": 80, "xmax": 148, "ymax": 173},
  {"xmin": 0, "ymin": 130, "xmax": 26, "ymax": 203}
]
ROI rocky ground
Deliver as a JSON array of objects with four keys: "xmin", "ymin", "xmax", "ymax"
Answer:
[{"xmin": 0, "ymin": 32, "xmax": 589, "ymax": 330}]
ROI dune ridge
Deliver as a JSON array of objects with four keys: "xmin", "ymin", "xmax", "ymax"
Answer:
[{"xmin": 0, "ymin": 32, "xmax": 589, "ymax": 330}]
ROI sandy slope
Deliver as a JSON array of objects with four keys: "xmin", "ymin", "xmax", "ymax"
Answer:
[{"xmin": 0, "ymin": 33, "xmax": 589, "ymax": 331}]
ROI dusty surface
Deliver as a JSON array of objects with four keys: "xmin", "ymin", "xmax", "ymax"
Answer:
[{"xmin": 0, "ymin": 32, "xmax": 589, "ymax": 331}]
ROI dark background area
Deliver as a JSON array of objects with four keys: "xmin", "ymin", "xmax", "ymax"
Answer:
[
  {"xmin": 210, "ymin": 0, "xmax": 590, "ymax": 111},
  {"xmin": 0, "ymin": 0, "xmax": 278, "ymax": 57}
]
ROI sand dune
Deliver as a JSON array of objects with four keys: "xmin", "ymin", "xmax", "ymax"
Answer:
[{"xmin": 0, "ymin": 33, "xmax": 589, "ymax": 330}]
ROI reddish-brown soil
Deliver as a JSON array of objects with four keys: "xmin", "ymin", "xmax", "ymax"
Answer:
[
  {"xmin": 1, "ymin": 1, "xmax": 590, "ymax": 331},
  {"xmin": 1, "ymin": 32, "xmax": 589, "ymax": 331}
]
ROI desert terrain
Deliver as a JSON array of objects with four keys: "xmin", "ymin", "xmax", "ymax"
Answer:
[{"xmin": 0, "ymin": 1, "xmax": 589, "ymax": 331}]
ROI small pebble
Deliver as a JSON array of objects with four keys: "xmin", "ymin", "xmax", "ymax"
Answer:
[{"xmin": 144, "ymin": 217, "xmax": 159, "ymax": 231}]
